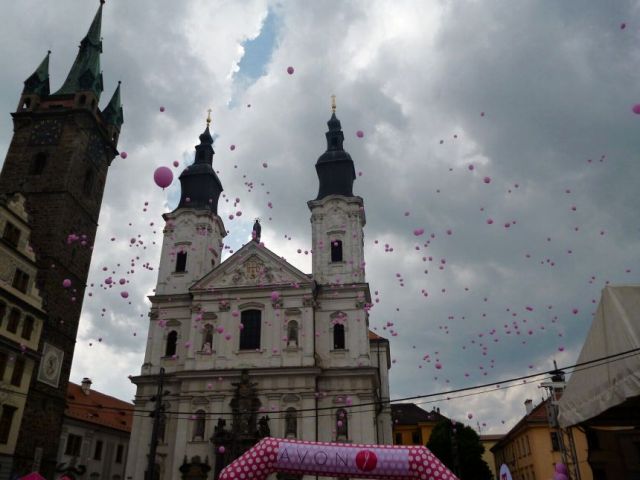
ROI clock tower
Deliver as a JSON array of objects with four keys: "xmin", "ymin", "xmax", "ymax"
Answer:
[{"xmin": 0, "ymin": 3, "xmax": 123, "ymax": 477}]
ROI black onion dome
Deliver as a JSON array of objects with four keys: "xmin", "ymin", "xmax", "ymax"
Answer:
[
  {"xmin": 315, "ymin": 112, "xmax": 356, "ymax": 200},
  {"xmin": 177, "ymin": 125, "xmax": 223, "ymax": 213}
]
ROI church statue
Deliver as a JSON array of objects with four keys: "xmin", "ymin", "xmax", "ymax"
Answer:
[
  {"xmin": 202, "ymin": 342, "xmax": 212, "ymax": 354},
  {"xmin": 252, "ymin": 219, "xmax": 261, "ymax": 242}
]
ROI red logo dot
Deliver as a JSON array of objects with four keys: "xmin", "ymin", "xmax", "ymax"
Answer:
[{"xmin": 355, "ymin": 450, "xmax": 378, "ymax": 472}]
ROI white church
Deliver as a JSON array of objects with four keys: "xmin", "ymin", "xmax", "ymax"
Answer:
[{"xmin": 125, "ymin": 105, "xmax": 392, "ymax": 480}]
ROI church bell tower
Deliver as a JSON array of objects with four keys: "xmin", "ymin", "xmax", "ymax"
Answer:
[{"xmin": 0, "ymin": 2, "xmax": 122, "ymax": 476}]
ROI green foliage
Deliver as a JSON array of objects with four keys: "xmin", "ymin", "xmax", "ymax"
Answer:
[{"xmin": 426, "ymin": 419, "xmax": 493, "ymax": 480}]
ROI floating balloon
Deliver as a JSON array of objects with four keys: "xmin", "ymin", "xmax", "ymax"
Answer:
[
  {"xmin": 154, "ymin": 166, "xmax": 173, "ymax": 189},
  {"xmin": 173, "ymin": 161, "xmax": 179, "ymax": 167},
  {"xmin": 633, "ymin": 104, "xmax": 640, "ymax": 115},
  {"xmin": 287, "ymin": 66, "xmax": 294, "ymax": 75},
  {"xmin": 356, "ymin": 130, "xmax": 364, "ymax": 138},
  {"xmin": 62, "ymin": 279, "xmax": 72, "ymax": 288},
  {"xmin": 230, "ymin": 145, "xmax": 236, "ymax": 151},
  {"xmin": 159, "ymin": 106, "xmax": 165, "ymax": 112},
  {"xmin": 120, "ymin": 151, "xmax": 128, "ymax": 159}
]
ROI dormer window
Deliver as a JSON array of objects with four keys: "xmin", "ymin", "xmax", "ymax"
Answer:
[
  {"xmin": 175, "ymin": 252, "xmax": 187, "ymax": 273},
  {"xmin": 331, "ymin": 240, "xmax": 343, "ymax": 263}
]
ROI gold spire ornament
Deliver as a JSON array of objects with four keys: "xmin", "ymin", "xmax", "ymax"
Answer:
[
  {"xmin": 331, "ymin": 95, "xmax": 336, "ymax": 113},
  {"xmin": 206, "ymin": 109, "xmax": 212, "ymax": 127}
]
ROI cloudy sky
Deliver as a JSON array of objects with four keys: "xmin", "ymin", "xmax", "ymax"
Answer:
[{"xmin": 1, "ymin": 0, "xmax": 639, "ymax": 435}]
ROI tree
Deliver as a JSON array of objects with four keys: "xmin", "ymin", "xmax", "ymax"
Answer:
[{"xmin": 427, "ymin": 419, "xmax": 493, "ymax": 480}]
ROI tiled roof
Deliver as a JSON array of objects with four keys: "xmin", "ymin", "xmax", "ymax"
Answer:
[
  {"xmin": 368, "ymin": 330, "xmax": 386, "ymax": 341},
  {"xmin": 391, "ymin": 403, "xmax": 447, "ymax": 425},
  {"xmin": 65, "ymin": 382, "xmax": 134, "ymax": 433}
]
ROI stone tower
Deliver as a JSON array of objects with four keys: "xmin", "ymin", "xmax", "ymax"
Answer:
[{"xmin": 0, "ymin": 3, "xmax": 122, "ymax": 477}]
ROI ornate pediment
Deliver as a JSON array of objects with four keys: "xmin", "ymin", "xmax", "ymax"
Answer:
[{"xmin": 192, "ymin": 242, "xmax": 312, "ymax": 291}]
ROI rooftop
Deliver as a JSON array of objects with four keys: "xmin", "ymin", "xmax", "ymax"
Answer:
[{"xmin": 65, "ymin": 381, "xmax": 133, "ymax": 433}]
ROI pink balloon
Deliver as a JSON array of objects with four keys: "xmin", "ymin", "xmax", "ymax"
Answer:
[
  {"xmin": 62, "ymin": 279, "xmax": 72, "ymax": 288},
  {"xmin": 356, "ymin": 130, "xmax": 364, "ymax": 138},
  {"xmin": 159, "ymin": 106, "xmax": 165, "ymax": 112},
  {"xmin": 120, "ymin": 291, "xmax": 129, "ymax": 299},
  {"xmin": 230, "ymin": 145, "xmax": 236, "ymax": 151},
  {"xmin": 483, "ymin": 176, "xmax": 491, "ymax": 184},
  {"xmin": 120, "ymin": 151, "xmax": 128, "ymax": 159},
  {"xmin": 633, "ymin": 104, "xmax": 640, "ymax": 115},
  {"xmin": 154, "ymin": 166, "xmax": 173, "ymax": 189},
  {"xmin": 287, "ymin": 66, "xmax": 295, "ymax": 75},
  {"xmin": 173, "ymin": 161, "xmax": 179, "ymax": 167}
]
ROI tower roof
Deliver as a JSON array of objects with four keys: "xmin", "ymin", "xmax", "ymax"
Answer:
[
  {"xmin": 53, "ymin": 3, "xmax": 104, "ymax": 98},
  {"xmin": 176, "ymin": 119, "xmax": 224, "ymax": 214},
  {"xmin": 23, "ymin": 51, "xmax": 51, "ymax": 96},
  {"xmin": 102, "ymin": 81, "xmax": 123, "ymax": 128},
  {"xmin": 314, "ymin": 104, "xmax": 356, "ymax": 200}
]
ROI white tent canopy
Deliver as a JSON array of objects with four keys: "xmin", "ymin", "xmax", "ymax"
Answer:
[{"xmin": 558, "ymin": 285, "xmax": 640, "ymax": 428}]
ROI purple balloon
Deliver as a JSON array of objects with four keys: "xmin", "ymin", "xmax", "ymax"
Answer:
[
  {"xmin": 633, "ymin": 104, "xmax": 640, "ymax": 114},
  {"xmin": 154, "ymin": 166, "xmax": 173, "ymax": 189},
  {"xmin": 555, "ymin": 463, "xmax": 568, "ymax": 474}
]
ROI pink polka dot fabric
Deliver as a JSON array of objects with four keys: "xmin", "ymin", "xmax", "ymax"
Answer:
[{"xmin": 218, "ymin": 437, "xmax": 459, "ymax": 480}]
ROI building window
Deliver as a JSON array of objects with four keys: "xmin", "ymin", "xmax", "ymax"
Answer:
[
  {"xmin": 21, "ymin": 316, "xmax": 34, "ymax": 341},
  {"xmin": 175, "ymin": 251, "xmax": 187, "ymax": 273},
  {"xmin": 285, "ymin": 408, "xmax": 297, "ymax": 438},
  {"xmin": 165, "ymin": 331, "xmax": 177, "ymax": 357},
  {"xmin": 333, "ymin": 324, "xmax": 345, "ymax": 350},
  {"xmin": 7, "ymin": 309, "xmax": 20, "ymax": 334},
  {"xmin": 287, "ymin": 320, "xmax": 298, "ymax": 347},
  {"xmin": 22, "ymin": 98, "xmax": 31, "ymax": 110},
  {"xmin": 12, "ymin": 269, "xmax": 29, "ymax": 293},
  {"xmin": 0, "ymin": 352, "xmax": 7, "ymax": 382},
  {"xmin": 115, "ymin": 444, "xmax": 124, "ymax": 463},
  {"xmin": 395, "ymin": 432, "xmax": 402, "ymax": 445},
  {"xmin": 550, "ymin": 431, "xmax": 560, "ymax": 451},
  {"xmin": 65, "ymin": 433, "xmax": 83, "ymax": 456},
  {"xmin": 94, "ymin": 440, "xmax": 103, "ymax": 460},
  {"xmin": 336, "ymin": 409, "xmax": 348, "ymax": 441},
  {"xmin": 0, "ymin": 302, "xmax": 5, "ymax": 327},
  {"xmin": 0, "ymin": 405, "xmax": 17, "ymax": 444},
  {"xmin": 239, "ymin": 310, "xmax": 261, "ymax": 350},
  {"xmin": 30, "ymin": 152, "xmax": 47, "ymax": 175},
  {"xmin": 331, "ymin": 240, "xmax": 343, "ymax": 262},
  {"xmin": 2, "ymin": 222, "xmax": 21, "ymax": 247},
  {"xmin": 412, "ymin": 431, "xmax": 421, "ymax": 444},
  {"xmin": 193, "ymin": 410, "xmax": 206, "ymax": 441},
  {"xmin": 10, "ymin": 357, "xmax": 25, "ymax": 387}
]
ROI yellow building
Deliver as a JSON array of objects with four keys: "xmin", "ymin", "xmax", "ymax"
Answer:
[
  {"xmin": 391, "ymin": 403, "xmax": 449, "ymax": 446},
  {"xmin": 480, "ymin": 434, "xmax": 503, "ymax": 479},
  {"xmin": 0, "ymin": 193, "xmax": 46, "ymax": 475},
  {"xmin": 491, "ymin": 399, "xmax": 592, "ymax": 480}
]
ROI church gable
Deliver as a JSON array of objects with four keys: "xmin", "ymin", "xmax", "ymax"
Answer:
[{"xmin": 191, "ymin": 241, "xmax": 312, "ymax": 290}]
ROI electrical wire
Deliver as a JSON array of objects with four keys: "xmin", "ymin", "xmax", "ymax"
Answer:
[{"xmin": 65, "ymin": 346, "xmax": 640, "ymax": 422}]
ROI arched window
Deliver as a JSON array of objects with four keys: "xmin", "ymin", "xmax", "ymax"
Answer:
[
  {"xmin": 175, "ymin": 251, "xmax": 187, "ymax": 273},
  {"xmin": 202, "ymin": 324, "xmax": 213, "ymax": 353},
  {"xmin": 333, "ymin": 324, "xmax": 345, "ymax": 350},
  {"xmin": 193, "ymin": 410, "xmax": 206, "ymax": 441},
  {"xmin": 30, "ymin": 152, "xmax": 47, "ymax": 175},
  {"xmin": 287, "ymin": 320, "xmax": 298, "ymax": 347},
  {"xmin": 7, "ymin": 309, "xmax": 20, "ymax": 334},
  {"xmin": 83, "ymin": 168, "xmax": 95, "ymax": 196},
  {"xmin": 165, "ymin": 331, "xmax": 177, "ymax": 357},
  {"xmin": 239, "ymin": 310, "xmax": 261, "ymax": 350},
  {"xmin": 336, "ymin": 409, "xmax": 348, "ymax": 441},
  {"xmin": 285, "ymin": 407, "xmax": 297, "ymax": 438},
  {"xmin": 22, "ymin": 98, "xmax": 31, "ymax": 110},
  {"xmin": 331, "ymin": 240, "xmax": 343, "ymax": 262}
]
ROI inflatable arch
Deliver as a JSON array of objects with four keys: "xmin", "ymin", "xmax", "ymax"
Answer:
[{"xmin": 219, "ymin": 437, "xmax": 459, "ymax": 480}]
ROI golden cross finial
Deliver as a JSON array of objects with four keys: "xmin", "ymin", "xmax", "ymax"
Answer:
[
  {"xmin": 206, "ymin": 109, "xmax": 212, "ymax": 127},
  {"xmin": 331, "ymin": 95, "xmax": 336, "ymax": 113}
]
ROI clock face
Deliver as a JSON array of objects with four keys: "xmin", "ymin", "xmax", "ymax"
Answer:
[{"xmin": 29, "ymin": 119, "xmax": 63, "ymax": 146}]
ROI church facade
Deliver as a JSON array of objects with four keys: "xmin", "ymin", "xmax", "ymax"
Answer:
[{"xmin": 126, "ymin": 108, "xmax": 391, "ymax": 480}]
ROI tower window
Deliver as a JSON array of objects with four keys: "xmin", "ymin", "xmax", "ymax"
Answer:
[
  {"xmin": 7, "ymin": 309, "xmax": 20, "ymax": 334},
  {"xmin": 83, "ymin": 168, "xmax": 95, "ymax": 196},
  {"xmin": 175, "ymin": 252, "xmax": 187, "ymax": 272},
  {"xmin": 239, "ymin": 310, "xmax": 261, "ymax": 350},
  {"xmin": 331, "ymin": 240, "xmax": 343, "ymax": 262},
  {"xmin": 287, "ymin": 320, "xmax": 299, "ymax": 347},
  {"xmin": 12, "ymin": 269, "xmax": 30, "ymax": 293},
  {"xmin": 22, "ymin": 98, "xmax": 31, "ymax": 110},
  {"xmin": 30, "ymin": 152, "xmax": 47, "ymax": 175},
  {"xmin": 165, "ymin": 330, "xmax": 178, "ymax": 357},
  {"xmin": 79, "ymin": 95, "xmax": 87, "ymax": 106},
  {"xmin": 333, "ymin": 324, "xmax": 345, "ymax": 350},
  {"xmin": 10, "ymin": 357, "xmax": 24, "ymax": 387},
  {"xmin": 2, "ymin": 222, "xmax": 21, "ymax": 247}
]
